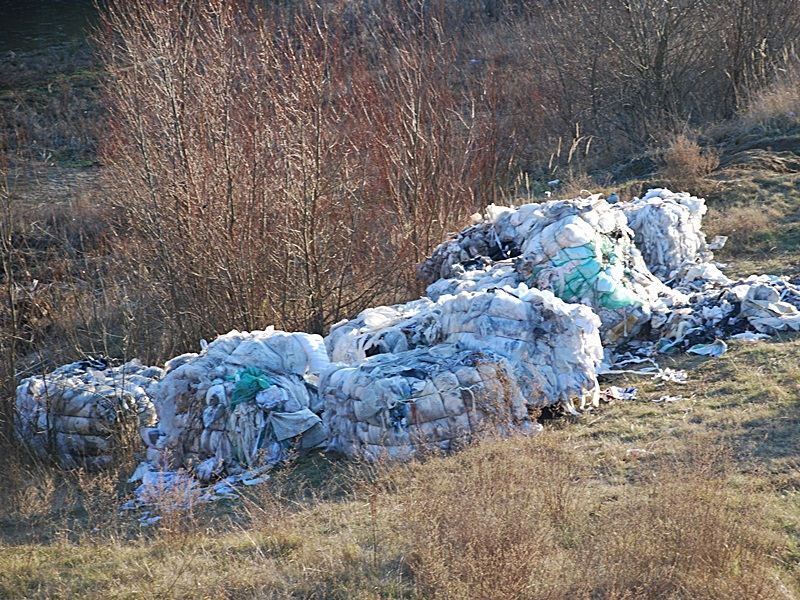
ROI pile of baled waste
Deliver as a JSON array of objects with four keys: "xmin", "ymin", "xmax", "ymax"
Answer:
[{"xmin": 13, "ymin": 188, "xmax": 800, "ymax": 516}]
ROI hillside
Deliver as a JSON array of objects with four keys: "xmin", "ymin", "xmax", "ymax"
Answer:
[
  {"xmin": 2, "ymin": 133, "xmax": 799, "ymax": 598},
  {"xmin": 2, "ymin": 2, "xmax": 800, "ymax": 598}
]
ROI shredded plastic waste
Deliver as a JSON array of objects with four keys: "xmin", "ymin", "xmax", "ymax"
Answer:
[
  {"xmin": 652, "ymin": 395, "xmax": 684, "ymax": 404},
  {"xmin": 14, "ymin": 359, "xmax": 162, "ymax": 470},
  {"xmin": 621, "ymin": 188, "xmax": 711, "ymax": 282},
  {"xmin": 655, "ymin": 275, "xmax": 800, "ymax": 354},
  {"xmin": 149, "ymin": 328, "xmax": 330, "ymax": 477},
  {"xmin": 124, "ymin": 461, "xmax": 273, "ymax": 521},
  {"xmin": 653, "ymin": 368, "xmax": 688, "ymax": 384},
  {"xmin": 730, "ymin": 331, "xmax": 771, "ymax": 342}
]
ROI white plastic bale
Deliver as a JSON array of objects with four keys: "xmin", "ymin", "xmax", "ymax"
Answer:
[
  {"xmin": 152, "ymin": 328, "xmax": 330, "ymax": 473},
  {"xmin": 14, "ymin": 359, "xmax": 163, "ymax": 470},
  {"xmin": 324, "ymin": 284, "xmax": 603, "ymax": 413},
  {"xmin": 620, "ymin": 188, "xmax": 711, "ymax": 281},
  {"xmin": 320, "ymin": 345, "xmax": 538, "ymax": 461},
  {"xmin": 418, "ymin": 195, "xmax": 680, "ymax": 344}
]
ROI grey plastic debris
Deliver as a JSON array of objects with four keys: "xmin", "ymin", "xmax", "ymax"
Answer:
[
  {"xmin": 126, "ymin": 461, "xmax": 275, "ymax": 519},
  {"xmin": 14, "ymin": 359, "xmax": 162, "ymax": 470},
  {"xmin": 687, "ymin": 339, "xmax": 728, "ymax": 357},
  {"xmin": 652, "ymin": 395, "xmax": 684, "ymax": 403},
  {"xmin": 658, "ymin": 275, "xmax": 800, "ymax": 353},
  {"xmin": 604, "ymin": 386, "xmax": 638, "ymax": 401},
  {"xmin": 730, "ymin": 331, "xmax": 771, "ymax": 342},
  {"xmin": 707, "ymin": 236, "xmax": 728, "ymax": 251}
]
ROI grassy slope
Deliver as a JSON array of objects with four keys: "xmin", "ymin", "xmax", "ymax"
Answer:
[
  {"xmin": 1, "ymin": 171, "xmax": 799, "ymax": 598},
  {"xmin": 0, "ymin": 337, "xmax": 797, "ymax": 598},
  {"xmin": 2, "ymin": 43, "xmax": 799, "ymax": 600}
]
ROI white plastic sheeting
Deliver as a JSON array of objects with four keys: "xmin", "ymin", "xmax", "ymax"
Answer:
[
  {"xmin": 621, "ymin": 188, "xmax": 711, "ymax": 282},
  {"xmin": 419, "ymin": 194, "xmax": 679, "ymax": 343},
  {"xmin": 322, "ymin": 283, "xmax": 603, "ymax": 459},
  {"xmin": 14, "ymin": 359, "xmax": 162, "ymax": 470},
  {"xmin": 150, "ymin": 328, "xmax": 330, "ymax": 476},
  {"xmin": 326, "ymin": 298, "xmax": 438, "ymax": 365},
  {"xmin": 327, "ymin": 284, "xmax": 603, "ymax": 414},
  {"xmin": 321, "ymin": 345, "xmax": 537, "ymax": 461}
]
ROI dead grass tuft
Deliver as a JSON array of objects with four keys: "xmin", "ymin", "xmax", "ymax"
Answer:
[
  {"xmin": 399, "ymin": 435, "xmax": 784, "ymax": 600},
  {"xmin": 659, "ymin": 135, "xmax": 719, "ymax": 192}
]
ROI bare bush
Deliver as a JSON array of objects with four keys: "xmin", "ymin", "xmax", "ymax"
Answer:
[
  {"xmin": 96, "ymin": 0, "xmax": 497, "ymax": 353},
  {"xmin": 660, "ymin": 134, "xmax": 720, "ymax": 190}
]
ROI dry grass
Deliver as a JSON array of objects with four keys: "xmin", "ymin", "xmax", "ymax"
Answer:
[
  {"xmin": 659, "ymin": 135, "xmax": 720, "ymax": 192},
  {"xmin": 702, "ymin": 171, "xmax": 800, "ymax": 278},
  {"xmin": 0, "ymin": 336, "xmax": 798, "ymax": 599},
  {"xmin": 401, "ymin": 437, "xmax": 784, "ymax": 600},
  {"xmin": 738, "ymin": 68, "xmax": 800, "ymax": 134}
]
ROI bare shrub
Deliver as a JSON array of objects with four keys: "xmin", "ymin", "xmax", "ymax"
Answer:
[
  {"xmin": 96, "ymin": 0, "xmax": 497, "ymax": 352},
  {"xmin": 660, "ymin": 134, "xmax": 720, "ymax": 190},
  {"xmin": 704, "ymin": 201, "xmax": 781, "ymax": 253}
]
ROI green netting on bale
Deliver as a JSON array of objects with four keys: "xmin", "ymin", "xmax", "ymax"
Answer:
[
  {"xmin": 230, "ymin": 367, "xmax": 273, "ymax": 407},
  {"xmin": 530, "ymin": 240, "xmax": 643, "ymax": 310}
]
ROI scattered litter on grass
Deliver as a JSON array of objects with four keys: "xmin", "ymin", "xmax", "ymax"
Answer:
[
  {"xmin": 604, "ymin": 386, "xmax": 638, "ymax": 401},
  {"xmin": 652, "ymin": 395, "xmax": 684, "ymax": 404},
  {"xmin": 730, "ymin": 331, "xmax": 771, "ymax": 342},
  {"xmin": 653, "ymin": 368, "xmax": 688, "ymax": 384},
  {"xmin": 687, "ymin": 339, "xmax": 728, "ymax": 357}
]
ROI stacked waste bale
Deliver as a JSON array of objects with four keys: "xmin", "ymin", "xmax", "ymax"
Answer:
[
  {"xmin": 326, "ymin": 298, "xmax": 437, "ymax": 364},
  {"xmin": 14, "ymin": 358, "xmax": 162, "ymax": 469},
  {"xmin": 323, "ymin": 283, "xmax": 603, "ymax": 460},
  {"xmin": 419, "ymin": 195, "xmax": 677, "ymax": 343},
  {"xmin": 327, "ymin": 284, "xmax": 603, "ymax": 414},
  {"xmin": 436, "ymin": 285, "xmax": 602, "ymax": 412},
  {"xmin": 621, "ymin": 188, "xmax": 711, "ymax": 281},
  {"xmin": 321, "ymin": 345, "xmax": 534, "ymax": 460},
  {"xmin": 151, "ymin": 328, "xmax": 330, "ymax": 478}
]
